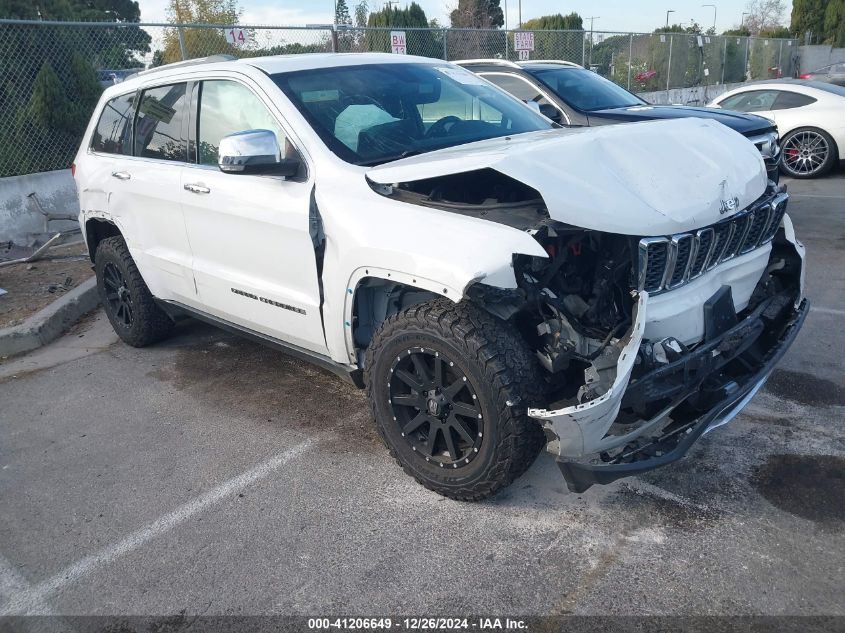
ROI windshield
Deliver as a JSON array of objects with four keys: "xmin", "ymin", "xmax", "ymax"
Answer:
[
  {"xmin": 528, "ymin": 67, "xmax": 646, "ymax": 111},
  {"xmin": 272, "ymin": 63, "xmax": 553, "ymax": 166}
]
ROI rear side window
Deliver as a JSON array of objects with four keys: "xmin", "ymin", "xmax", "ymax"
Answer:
[
  {"xmin": 717, "ymin": 90, "xmax": 778, "ymax": 112},
  {"xmin": 772, "ymin": 91, "xmax": 817, "ymax": 110},
  {"xmin": 134, "ymin": 83, "xmax": 188, "ymax": 162},
  {"xmin": 91, "ymin": 93, "xmax": 135, "ymax": 155}
]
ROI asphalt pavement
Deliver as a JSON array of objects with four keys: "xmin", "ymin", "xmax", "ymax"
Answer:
[{"xmin": 0, "ymin": 172, "xmax": 843, "ymax": 618}]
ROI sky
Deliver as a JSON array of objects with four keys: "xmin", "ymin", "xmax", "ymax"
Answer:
[{"xmin": 136, "ymin": 0, "xmax": 793, "ymax": 34}]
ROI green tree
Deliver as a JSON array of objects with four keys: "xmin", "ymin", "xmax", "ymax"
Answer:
[
  {"xmin": 449, "ymin": 0, "xmax": 504, "ymax": 28},
  {"xmin": 160, "ymin": 0, "xmax": 242, "ymax": 63},
  {"xmin": 335, "ymin": 0, "xmax": 352, "ymax": 25},
  {"xmin": 366, "ymin": 3, "xmax": 438, "ymax": 57},
  {"xmin": 520, "ymin": 12, "xmax": 582, "ymax": 30},
  {"xmin": 825, "ymin": 0, "xmax": 845, "ymax": 46},
  {"xmin": 791, "ymin": 0, "xmax": 827, "ymax": 42}
]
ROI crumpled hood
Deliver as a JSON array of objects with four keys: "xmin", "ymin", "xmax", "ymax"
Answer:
[{"xmin": 367, "ymin": 118, "xmax": 767, "ymax": 236}]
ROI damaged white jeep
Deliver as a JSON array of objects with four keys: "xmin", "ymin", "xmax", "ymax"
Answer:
[{"xmin": 75, "ymin": 54, "xmax": 807, "ymax": 500}]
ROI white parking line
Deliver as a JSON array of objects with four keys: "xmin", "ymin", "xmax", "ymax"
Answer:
[
  {"xmin": 787, "ymin": 194, "xmax": 845, "ymax": 200},
  {"xmin": 811, "ymin": 306, "xmax": 845, "ymax": 317},
  {"xmin": 0, "ymin": 439, "xmax": 315, "ymax": 615},
  {"xmin": 0, "ymin": 554, "xmax": 54, "ymax": 616}
]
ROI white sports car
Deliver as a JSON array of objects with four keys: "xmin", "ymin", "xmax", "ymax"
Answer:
[{"xmin": 710, "ymin": 80, "xmax": 845, "ymax": 178}]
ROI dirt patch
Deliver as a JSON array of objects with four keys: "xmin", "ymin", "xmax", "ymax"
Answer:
[
  {"xmin": 765, "ymin": 368, "xmax": 845, "ymax": 408},
  {"xmin": 611, "ymin": 484, "xmax": 722, "ymax": 531},
  {"xmin": 751, "ymin": 454, "xmax": 845, "ymax": 528},
  {"xmin": 150, "ymin": 327, "xmax": 378, "ymax": 451},
  {"xmin": 0, "ymin": 242, "xmax": 93, "ymax": 328}
]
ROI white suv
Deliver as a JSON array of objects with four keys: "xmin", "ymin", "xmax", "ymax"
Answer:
[{"xmin": 75, "ymin": 53, "xmax": 808, "ymax": 500}]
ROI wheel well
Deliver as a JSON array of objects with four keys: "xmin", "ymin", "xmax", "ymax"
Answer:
[
  {"xmin": 351, "ymin": 277, "xmax": 440, "ymax": 355},
  {"xmin": 84, "ymin": 218, "xmax": 122, "ymax": 262}
]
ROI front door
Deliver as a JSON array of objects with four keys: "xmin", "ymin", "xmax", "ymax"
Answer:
[{"xmin": 179, "ymin": 77, "xmax": 327, "ymax": 354}]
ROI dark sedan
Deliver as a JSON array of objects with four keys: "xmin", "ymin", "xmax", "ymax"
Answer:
[{"xmin": 457, "ymin": 59, "xmax": 781, "ymax": 182}]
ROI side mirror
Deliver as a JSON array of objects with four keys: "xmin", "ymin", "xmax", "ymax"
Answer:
[
  {"xmin": 218, "ymin": 129, "xmax": 300, "ymax": 177},
  {"xmin": 538, "ymin": 103, "xmax": 561, "ymax": 122}
]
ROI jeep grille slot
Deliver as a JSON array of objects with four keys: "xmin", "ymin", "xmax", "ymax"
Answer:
[{"xmin": 637, "ymin": 192, "xmax": 787, "ymax": 295}]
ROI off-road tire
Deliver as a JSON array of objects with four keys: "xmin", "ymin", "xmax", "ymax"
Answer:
[
  {"xmin": 365, "ymin": 298, "xmax": 547, "ymax": 501},
  {"xmin": 95, "ymin": 236, "xmax": 173, "ymax": 347}
]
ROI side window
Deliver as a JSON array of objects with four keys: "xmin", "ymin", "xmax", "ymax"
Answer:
[
  {"xmin": 484, "ymin": 74, "xmax": 547, "ymax": 105},
  {"xmin": 772, "ymin": 91, "xmax": 817, "ymax": 110},
  {"xmin": 197, "ymin": 80, "xmax": 286, "ymax": 165},
  {"xmin": 718, "ymin": 90, "xmax": 778, "ymax": 112},
  {"xmin": 91, "ymin": 93, "xmax": 135, "ymax": 155},
  {"xmin": 134, "ymin": 83, "xmax": 188, "ymax": 162}
]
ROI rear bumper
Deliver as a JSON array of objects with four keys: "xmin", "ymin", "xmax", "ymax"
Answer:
[{"xmin": 556, "ymin": 297, "xmax": 807, "ymax": 493}]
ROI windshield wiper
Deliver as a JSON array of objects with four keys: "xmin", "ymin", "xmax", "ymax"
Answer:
[{"xmin": 358, "ymin": 149, "xmax": 425, "ymax": 167}]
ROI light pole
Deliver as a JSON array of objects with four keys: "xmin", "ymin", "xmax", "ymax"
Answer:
[
  {"xmin": 518, "ymin": 0, "xmax": 522, "ymax": 29},
  {"xmin": 586, "ymin": 16, "xmax": 599, "ymax": 66},
  {"xmin": 665, "ymin": 9, "xmax": 675, "ymax": 28},
  {"xmin": 702, "ymin": 4, "xmax": 716, "ymax": 32},
  {"xmin": 741, "ymin": 11, "xmax": 749, "ymax": 29}
]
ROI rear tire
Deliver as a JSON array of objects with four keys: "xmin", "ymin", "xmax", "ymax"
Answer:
[
  {"xmin": 779, "ymin": 127, "xmax": 837, "ymax": 178},
  {"xmin": 365, "ymin": 299, "xmax": 547, "ymax": 501},
  {"xmin": 95, "ymin": 236, "xmax": 174, "ymax": 347}
]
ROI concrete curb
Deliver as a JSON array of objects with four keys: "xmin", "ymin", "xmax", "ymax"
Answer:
[{"xmin": 0, "ymin": 277, "xmax": 100, "ymax": 357}]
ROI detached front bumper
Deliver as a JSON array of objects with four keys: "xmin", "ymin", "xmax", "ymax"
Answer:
[
  {"xmin": 556, "ymin": 297, "xmax": 807, "ymax": 493},
  {"xmin": 529, "ymin": 217, "xmax": 806, "ymax": 493}
]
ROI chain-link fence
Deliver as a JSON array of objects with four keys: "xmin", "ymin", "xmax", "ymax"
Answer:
[{"xmin": 0, "ymin": 19, "xmax": 800, "ymax": 178}]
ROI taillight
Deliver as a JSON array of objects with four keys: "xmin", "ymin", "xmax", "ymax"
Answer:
[
  {"xmin": 71, "ymin": 162, "xmax": 76, "ymax": 177},
  {"xmin": 799, "ymin": 73, "xmax": 811, "ymax": 79}
]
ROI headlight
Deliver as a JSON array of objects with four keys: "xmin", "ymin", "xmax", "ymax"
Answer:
[{"xmin": 749, "ymin": 131, "xmax": 780, "ymax": 159}]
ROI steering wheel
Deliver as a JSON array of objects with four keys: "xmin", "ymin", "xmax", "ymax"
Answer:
[{"xmin": 426, "ymin": 115, "xmax": 462, "ymax": 138}]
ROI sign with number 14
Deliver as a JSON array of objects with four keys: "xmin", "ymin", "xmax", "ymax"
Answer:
[{"xmin": 224, "ymin": 27, "xmax": 247, "ymax": 46}]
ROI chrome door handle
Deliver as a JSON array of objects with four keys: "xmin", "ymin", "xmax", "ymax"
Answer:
[
  {"xmin": 184, "ymin": 183, "xmax": 210, "ymax": 194},
  {"xmin": 111, "ymin": 171, "xmax": 131, "ymax": 180}
]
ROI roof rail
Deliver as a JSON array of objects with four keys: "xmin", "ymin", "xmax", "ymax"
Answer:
[
  {"xmin": 137, "ymin": 54, "xmax": 238, "ymax": 76},
  {"xmin": 453, "ymin": 58, "xmax": 520, "ymax": 68},
  {"xmin": 519, "ymin": 59, "xmax": 583, "ymax": 68}
]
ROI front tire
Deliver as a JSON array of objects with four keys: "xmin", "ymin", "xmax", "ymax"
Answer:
[
  {"xmin": 365, "ymin": 299, "xmax": 547, "ymax": 501},
  {"xmin": 780, "ymin": 127, "xmax": 837, "ymax": 178},
  {"xmin": 95, "ymin": 236, "xmax": 174, "ymax": 347}
]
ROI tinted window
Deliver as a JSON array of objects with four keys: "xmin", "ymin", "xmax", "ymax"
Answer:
[
  {"xmin": 484, "ymin": 74, "xmax": 542, "ymax": 101},
  {"xmin": 197, "ymin": 80, "xmax": 287, "ymax": 165},
  {"xmin": 91, "ymin": 93, "xmax": 135, "ymax": 155},
  {"xmin": 134, "ymin": 83, "xmax": 188, "ymax": 162},
  {"xmin": 528, "ymin": 67, "xmax": 644, "ymax": 111},
  {"xmin": 718, "ymin": 90, "xmax": 778, "ymax": 112},
  {"xmin": 772, "ymin": 91, "xmax": 816, "ymax": 110},
  {"xmin": 272, "ymin": 63, "xmax": 552, "ymax": 166}
]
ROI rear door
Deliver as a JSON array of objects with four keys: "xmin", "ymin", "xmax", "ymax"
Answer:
[
  {"xmin": 179, "ymin": 76, "xmax": 327, "ymax": 354},
  {"xmin": 107, "ymin": 81, "xmax": 196, "ymax": 302}
]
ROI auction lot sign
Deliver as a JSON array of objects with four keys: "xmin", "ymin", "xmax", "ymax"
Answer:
[
  {"xmin": 514, "ymin": 31, "xmax": 534, "ymax": 61},
  {"xmin": 391, "ymin": 31, "xmax": 407, "ymax": 54}
]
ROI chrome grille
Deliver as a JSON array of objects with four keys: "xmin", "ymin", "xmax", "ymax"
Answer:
[{"xmin": 638, "ymin": 192, "xmax": 787, "ymax": 295}]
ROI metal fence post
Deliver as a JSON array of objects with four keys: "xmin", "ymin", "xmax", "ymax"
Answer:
[
  {"xmin": 581, "ymin": 33, "xmax": 586, "ymax": 66},
  {"xmin": 721, "ymin": 36, "xmax": 727, "ymax": 84},
  {"xmin": 778, "ymin": 39, "xmax": 783, "ymax": 77},
  {"xmin": 666, "ymin": 34, "xmax": 673, "ymax": 91},
  {"xmin": 443, "ymin": 28, "xmax": 448, "ymax": 60},
  {"xmin": 330, "ymin": 26, "xmax": 338, "ymax": 53},
  {"xmin": 627, "ymin": 33, "xmax": 633, "ymax": 90},
  {"xmin": 744, "ymin": 37, "xmax": 750, "ymax": 80}
]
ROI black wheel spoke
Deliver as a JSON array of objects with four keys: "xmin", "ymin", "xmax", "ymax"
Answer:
[
  {"xmin": 395, "ymin": 369, "xmax": 424, "ymax": 391},
  {"xmin": 452, "ymin": 401, "xmax": 480, "ymax": 419},
  {"xmin": 402, "ymin": 412, "xmax": 428, "ymax": 435},
  {"xmin": 449, "ymin": 413, "xmax": 475, "ymax": 444},
  {"xmin": 443, "ymin": 378, "xmax": 465, "ymax": 399},
  {"xmin": 443, "ymin": 428, "xmax": 459, "ymax": 461},
  {"xmin": 410, "ymin": 354, "xmax": 431, "ymax": 387},
  {"xmin": 433, "ymin": 357, "xmax": 443, "ymax": 387},
  {"xmin": 393, "ymin": 393, "xmax": 425, "ymax": 409},
  {"xmin": 424, "ymin": 426, "xmax": 439, "ymax": 456}
]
